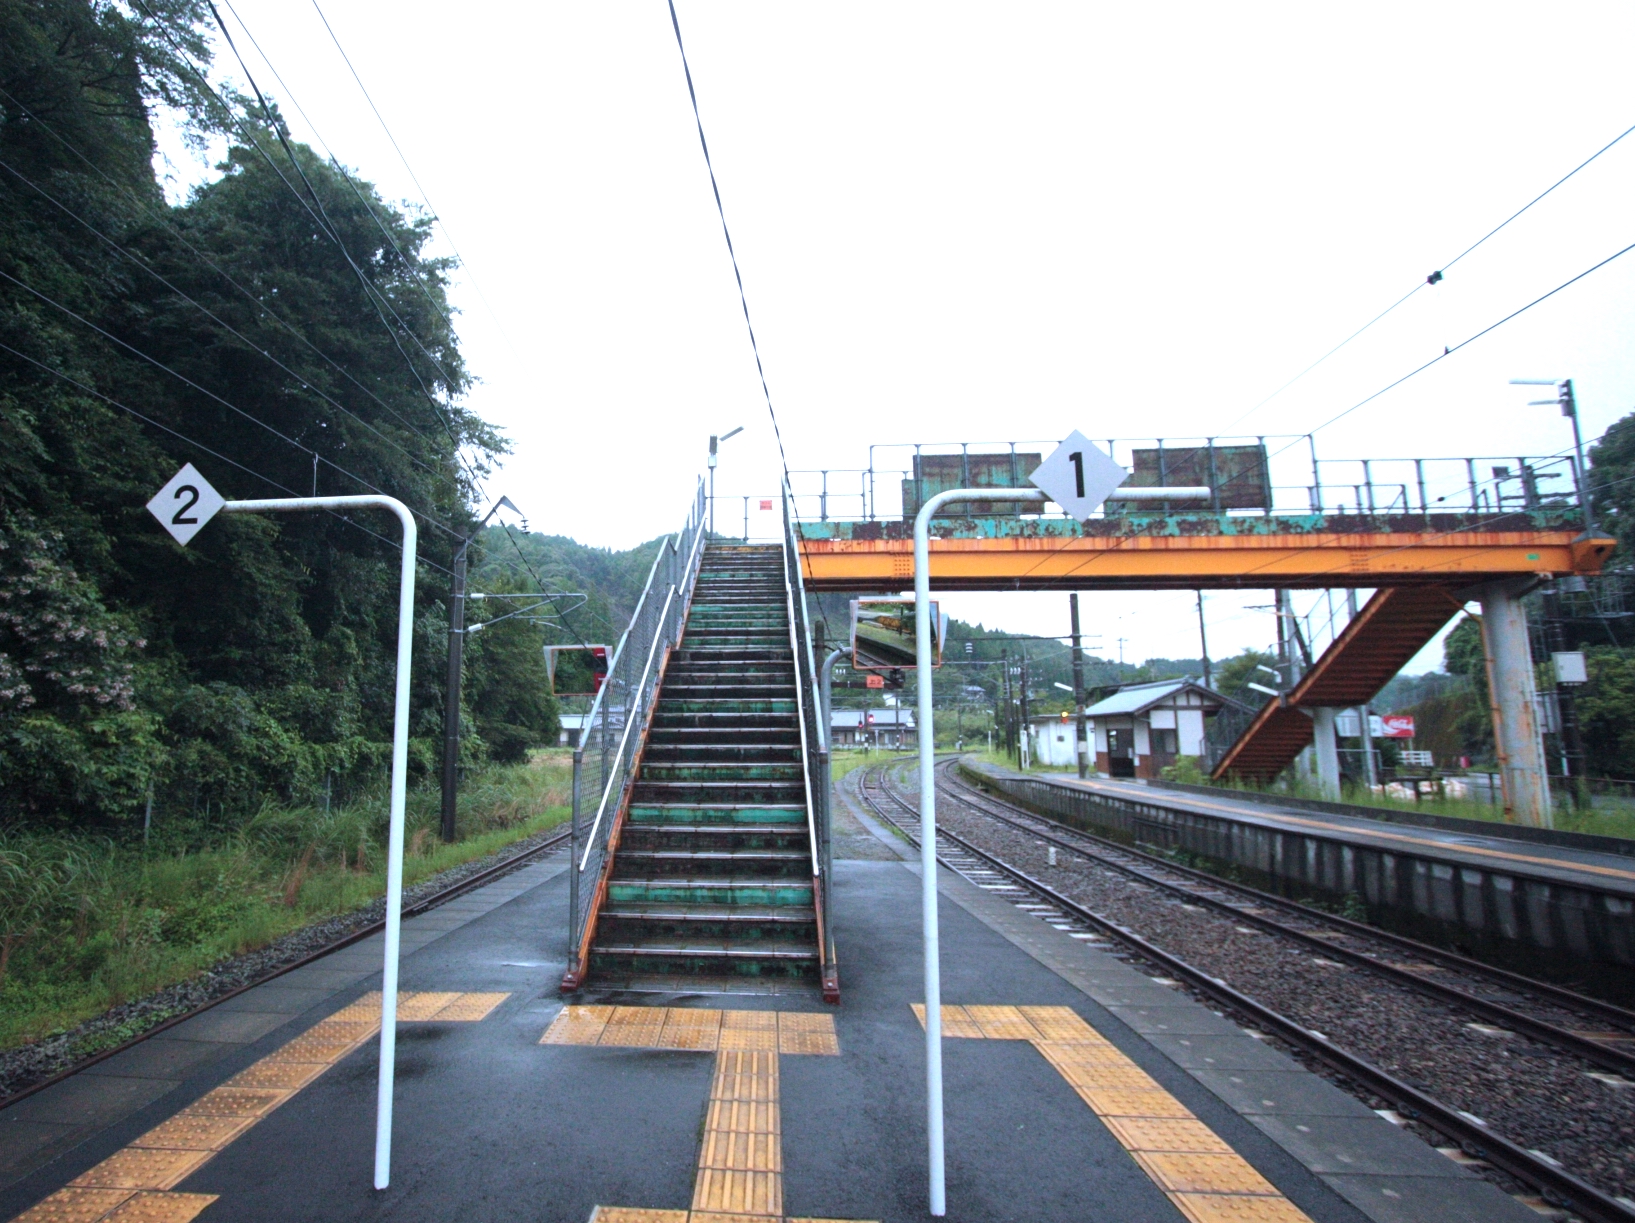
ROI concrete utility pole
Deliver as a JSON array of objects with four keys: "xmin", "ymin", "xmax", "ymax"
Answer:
[
  {"xmin": 1479, "ymin": 580, "xmax": 1552, "ymax": 827},
  {"xmin": 1195, "ymin": 590, "xmax": 1212, "ymax": 691},
  {"xmin": 1018, "ymin": 655, "xmax": 1030, "ymax": 770},
  {"xmin": 440, "ymin": 496, "xmax": 522, "ymax": 843},
  {"xmin": 1070, "ymin": 593, "xmax": 1089, "ymax": 779}
]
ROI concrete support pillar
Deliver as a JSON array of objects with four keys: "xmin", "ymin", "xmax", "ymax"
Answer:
[
  {"xmin": 1479, "ymin": 580, "xmax": 1552, "ymax": 828},
  {"xmin": 1310, "ymin": 708, "xmax": 1341, "ymax": 801}
]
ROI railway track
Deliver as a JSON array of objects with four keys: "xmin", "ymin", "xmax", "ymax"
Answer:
[
  {"xmin": 938, "ymin": 763, "xmax": 1635, "ymax": 1075},
  {"xmin": 0, "ymin": 822, "xmax": 574, "ymax": 1110},
  {"xmin": 857, "ymin": 759, "xmax": 1635, "ymax": 1223}
]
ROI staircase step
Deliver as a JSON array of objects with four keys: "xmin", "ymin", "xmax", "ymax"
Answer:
[
  {"xmin": 628, "ymin": 803, "xmax": 806, "ymax": 824},
  {"xmin": 607, "ymin": 876, "xmax": 814, "ymax": 905}
]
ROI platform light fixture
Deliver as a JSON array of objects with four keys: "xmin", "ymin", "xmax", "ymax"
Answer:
[
  {"xmin": 1510, "ymin": 378, "xmax": 1596, "ymax": 531},
  {"xmin": 708, "ymin": 425, "xmax": 744, "ymax": 535}
]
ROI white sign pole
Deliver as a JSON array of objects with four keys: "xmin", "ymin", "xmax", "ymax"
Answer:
[
  {"xmin": 150, "ymin": 478, "xmax": 417, "ymax": 1191},
  {"xmin": 913, "ymin": 486, "xmax": 1046, "ymax": 1216}
]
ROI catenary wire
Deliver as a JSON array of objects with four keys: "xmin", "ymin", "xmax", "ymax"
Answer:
[
  {"xmin": 0, "ymin": 85, "xmax": 464, "ymax": 451},
  {"xmin": 665, "ymin": 0, "xmax": 791, "ymax": 481},
  {"xmin": 1229, "ymin": 117, "xmax": 1635, "ymax": 430},
  {"xmin": 305, "ymin": 0, "xmax": 519, "ymax": 357},
  {"xmin": 0, "ymin": 153, "xmax": 443, "ymax": 481},
  {"xmin": 0, "ymin": 338, "xmax": 453, "ymax": 576},
  {"xmin": 0, "ymin": 265, "xmax": 467, "ymax": 543},
  {"xmin": 1277, "ymin": 239, "xmax": 1635, "ymax": 455}
]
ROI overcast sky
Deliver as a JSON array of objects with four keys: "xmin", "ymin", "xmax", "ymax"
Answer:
[{"xmin": 164, "ymin": 1, "xmax": 1635, "ymax": 675}]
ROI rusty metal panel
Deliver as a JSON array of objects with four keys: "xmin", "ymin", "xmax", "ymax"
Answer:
[
  {"xmin": 901, "ymin": 452, "xmax": 1044, "ymax": 519},
  {"xmin": 1131, "ymin": 445, "xmax": 1271, "ymax": 510}
]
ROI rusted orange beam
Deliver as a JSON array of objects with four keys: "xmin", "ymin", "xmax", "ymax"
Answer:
[{"xmin": 799, "ymin": 528, "xmax": 1614, "ymax": 591}]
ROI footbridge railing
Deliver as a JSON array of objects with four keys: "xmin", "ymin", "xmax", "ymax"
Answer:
[
  {"xmin": 564, "ymin": 478, "xmax": 707, "ymax": 985},
  {"xmin": 782, "ymin": 478, "xmax": 838, "ymax": 1001}
]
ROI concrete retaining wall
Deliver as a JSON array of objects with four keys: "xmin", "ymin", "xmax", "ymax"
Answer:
[{"xmin": 961, "ymin": 763, "xmax": 1635, "ymax": 1000}]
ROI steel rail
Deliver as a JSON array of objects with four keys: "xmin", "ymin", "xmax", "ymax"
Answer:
[
  {"xmin": 937, "ymin": 765, "xmax": 1635, "ymax": 1077},
  {"xmin": 859, "ymin": 763, "xmax": 1635, "ymax": 1223},
  {"xmin": 0, "ymin": 822, "xmax": 572, "ymax": 1112},
  {"xmin": 944, "ymin": 764, "xmax": 1635, "ymax": 1034}
]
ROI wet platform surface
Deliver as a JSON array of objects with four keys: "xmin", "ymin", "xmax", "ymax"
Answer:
[{"xmin": 0, "ymin": 802, "xmax": 1543, "ymax": 1223}]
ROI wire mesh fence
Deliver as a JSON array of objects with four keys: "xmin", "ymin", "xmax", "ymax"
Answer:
[{"xmin": 566, "ymin": 479, "xmax": 707, "ymax": 970}]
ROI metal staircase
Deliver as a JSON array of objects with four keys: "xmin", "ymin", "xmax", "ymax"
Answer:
[
  {"xmin": 587, "ymin": 545, "xmax": 822, "ymax": 988},
  {"xmin": 1212, "ymin": 585, "xmax": 1467, "ymax": 782}
]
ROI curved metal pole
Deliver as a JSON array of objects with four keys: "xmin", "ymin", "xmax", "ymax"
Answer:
[
  {"xmin": 223, "ymin": 495, "xmax": 416, "ymax": 1191},
  {"xmin": 914, "ymin": 487, "xmax": 1047, "ymax": 1216}
]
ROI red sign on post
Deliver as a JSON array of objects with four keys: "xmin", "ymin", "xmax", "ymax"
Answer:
[
  {"xmin": 1380, "ymin": 714, "xmax": 1415, "ymax": 739},
  {"xmin": 759, "ymin": 499, "xmax": 773, "ymax": 511}
]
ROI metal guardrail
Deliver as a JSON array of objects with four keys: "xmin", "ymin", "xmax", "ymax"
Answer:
[
  {"xmin": 565, "ymin": 478, "xmax": 707, "ymax": 980},
  {"xmin": 783, "ymin": 436, "xmax": 1589, "ymax": 525},
  {"xmin": 782, "ymin": 477, "xmax": 838, "ymax": 1000}
]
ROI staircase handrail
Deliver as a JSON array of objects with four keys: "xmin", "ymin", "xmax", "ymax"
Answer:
[
  {"xmin": 567, "ymin": 477, "xmax": 707, "ymax": 977},
  {"xmin": 782, "ymin": 479, "xmax": 838, "ymax": 1000}
]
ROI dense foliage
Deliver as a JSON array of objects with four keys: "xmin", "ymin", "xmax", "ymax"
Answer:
[{"xmin": 0, "ymin": 0, "xmax": 561, "ymax": 832}]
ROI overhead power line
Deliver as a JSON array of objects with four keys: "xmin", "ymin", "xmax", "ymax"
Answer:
[
  {"xmin": 0, "ymin": 338, "xmax": 453, "ymax": 575},
  {"xmin": 306, "ymin": 0, "xmax": 519, "ymax": 358},
  {"xmin": 1277, "ymin": 235, "xmax": 1635, "ymax": 453},
  {"xmin": 1231, "ymin": 117, "xmax": 1635, "ymax": 429},
  {"xmin": 665, "ymin": 0, "xmax": 791, "ymax": 481}
]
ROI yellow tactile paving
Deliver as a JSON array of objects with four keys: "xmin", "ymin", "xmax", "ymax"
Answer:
[
  {"xmin": 1019, "ymin": 1005, "xmax": 1110, "ymax": 1044},
  {"xmin": 99, "ymin": 1195, "xmax": 217, "ymax": 1223},
  {"xmin": 10, "ymin": 1189, "xmax": 138, "ymax": 1223},
  {"xmin": 920, "ymin": 1002, "xmax": 1316, "ymax": 1222},
  {"xmin": 698, "ymin": 1128, "xmax": 782, "ymax": 1173},
  {"xmin": 69, "ymin": 1149, "xmax": 213, "ymax": 1192},
  {"xmin": 963, "ymin": 1005, "xmax": 1043, "ymax": 1041},
  {"xmin": 589, "ymin": 1210, "xmax": 689, "ymax": 1223},
  {"xmin": 5, "ymin": 991, "xmax": 509, "ymax": 1223},
  {"xmin": 705, "ymin": 1097, "xmax": 780, "ymax": 1136},
  {"xmin": 658, "ymin": 1009, "xmax": 724, "ymax": 1051},
  {"xmin": 1103, "ymin": 1117, "xmax": 1235, "ymax": 1155},
  {"xmin": 1132, "ymin": 1152, "xmax": 1280, "ymax": 1197},
  {"xmin": 776, "ymin": 1012, "xmax": 839, "ymax": 1056},
  {"xmin": 1074, "ymin": 1088, "xmax": 1198, "ymax": 1119},
  {"xmin": 540, "ymin": 1004, "xmax": 613, "ymax": 1045},
  {"xmin": 600, "ymin": 1006, "xmax": 670, "ymax": 1048},
  {"xmin": 223, "ymin": 1061, "xmax": 329, "ymax": 1091},
  {"xmin": 718, "ymin": 1009, "xmax": 779, "ymax": 1052},
  {"xmin": 393, "ymin": 991, "xmax": 462, "ymax": 1021},
  {"xmin": 1169, "ymin": 1193, "xmax": 1319, "ymax": 1223},
  {"xmin": 691, "ymin": 1167, "xmax": 782, "ymax": 1217},
  {"xmin": 128, "ymin": 1116, "xmax": 256, "ymax": 1151}
]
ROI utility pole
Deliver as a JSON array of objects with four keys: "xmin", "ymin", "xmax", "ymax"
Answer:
[
  {"xmin": 1000, "ymin": 648, "xmax": 1012, "ymax": 760},
  {"xmin": 1019, "ymin": 655, "xmax": 1031, "ymax": 769},
  {"xmin": 1541, "ymin": 582, "xmax": 1588, "ymax": 810},
  {"xmin": 440, "ymin": 495, "xmax": 521, "ymax": 843},
  {"xmin": 1346, "ymin": 589, "xmax": 1377, "ymax": 789},
  {"xmin": 440, "ymin": 540, "xmax": 470, "ymax": 842},
  {"xmin": 1070, "ymin": 593, "xmax": 1089, "ymax": 779},
  {"xmin": 1195, "ymin": 590, "xmax": 1212, "ymax": 690}
]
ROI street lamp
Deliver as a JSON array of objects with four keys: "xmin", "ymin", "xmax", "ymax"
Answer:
[
  {"xmin": 708, "ymin": 425, "xmax": 744, "ymax": 536},
  {"xmin": 1510, "ymin": 379, "xmax": 1595, "ymax": 532}
]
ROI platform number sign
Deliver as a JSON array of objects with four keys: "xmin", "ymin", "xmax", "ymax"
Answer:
[
  {"xmin": 146, "ymin": 463, "xmax": 225, "ymax": 545},
  {"xmin": 1028, "ymin": 430, "xmax": 1128, "ymax": 522}
]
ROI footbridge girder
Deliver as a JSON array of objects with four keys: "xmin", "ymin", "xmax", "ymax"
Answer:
[{"xmin": 796, "ymin": 510, "xmax": 1614, "ymax": 592}]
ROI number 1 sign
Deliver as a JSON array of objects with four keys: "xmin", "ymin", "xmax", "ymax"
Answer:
[
  {"xmin": 146, "ymin": 463, "xmax": 225, "ymax": 545},
  {"xmin": 1028, "ymin": 431, "xmax": 1128, "ymax": 522}
]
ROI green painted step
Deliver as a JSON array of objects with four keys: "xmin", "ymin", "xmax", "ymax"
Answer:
[
  {"xmin": 608, "ymin": 878, "xmax": 814, "ymax": 906},
  {"xmin": 628, "ymin": 804, "xmax": 805, "ymax": 824}
]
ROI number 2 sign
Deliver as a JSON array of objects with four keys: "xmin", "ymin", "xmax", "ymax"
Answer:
[{"xmin": 146, "ymin": 463, "xmax": 226, "ymax": 545}]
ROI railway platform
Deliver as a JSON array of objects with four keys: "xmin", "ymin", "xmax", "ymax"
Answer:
[
  {"xmin": 963, "ymin": 762, "xmax": 1635, "ymax": 990},
  {"xmin": 0, "ymin": 798, "xmax": 1543, "ymax": 1223}
]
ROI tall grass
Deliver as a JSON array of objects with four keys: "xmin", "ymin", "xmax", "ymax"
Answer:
[{"xmin": 0, "ymin": 752, "xmax": 571, "ymax": 1053}]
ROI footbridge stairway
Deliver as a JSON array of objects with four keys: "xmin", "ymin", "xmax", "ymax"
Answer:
[
  {"xmin": 566, "ymin": 543, "xmax": 835, "ymax": 997},
  {"xmin": 1213, "ymin": 585, "xmax": 1468, "ymax": 782}
]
